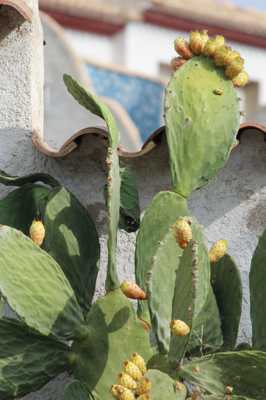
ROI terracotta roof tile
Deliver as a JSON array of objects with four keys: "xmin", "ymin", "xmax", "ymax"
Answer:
[
  {"xmin": 39, "ymin": 0, "xmax": 148, "ymax": 22},
  {"xmin": 40, "ymin": 0, "xmax": 266, "ymax": 38},
  {"xmin": 151, "ymin": 0, "xmax": 266, "ymax": 37}
]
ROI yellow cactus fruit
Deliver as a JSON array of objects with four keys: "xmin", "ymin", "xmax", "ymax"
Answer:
[
  {"xmin": 191, "ymin": 387, "xmax": 201, "ymax": 400},
  {"xmin": 232, "ymin": 71, "xmax": 249, "ymax": 87},
  {"xmin": 136, "ymin": 395, "xmax": 150, "ymax": 400},
  {"xmin": 119, "ymin": 388, "xmax": 135, "ymax": 400},
  {"xmin": 117, "ymin": 373, "xmax": 137, "ymax": 390},
  {"xmin": 225, "ymin": 385, "xmax": 234, "ymax": 395},
  {"xmin": 213, "ymin": 45, "xmax": 232, "ymax": 67},
  {"xmin": 173, "ymin": 218, "xmax": 192, "ymax": 249},
  {"xmin": 136, "ymin": 377, "xmax": 152, "ymax": 396},
  {"xmin": 174, "ymin": 38, "xmax": 193, "ymax": 59},
  {"xmin": 225, "ymin": 56, "xmax": 244, "ymax": 79},
  {"xmin": 209, "ymin": 239, "xmax": 228, "ymax": 263},
  {"xmin": 189, "ymin": 30, "xmax": 209, "ymax": 55},
  {"xmin": 29, "ymin": 219, "xmax": 45, "ymax": 246},
  {"xmin": 191, "ymin": 392, "xmax": 201, "ymax": 400},
  {"xmin": 123, "ymin": 361, "xmax": 143, "ymax": 381},
  {"xmin": 192, "ymin": 365, "xmax": 200, "ymax": 374},
  {"xmin": 175, "ymin": 381, "xmax": 186, "ymax": 392},
  {"xmin": 170, "ymin": 319, "xmax": 190, "ymax": 337},
  {"xmin": 170, "ymin": 57, "xmax": 187, "ymax": 71},
  {"xmin": 111, "ymin": 384, "xmax": 124, "ymax": 398},
  {"xmin": 203, "ymin": 35, "xmax": 225, "ymax": 57},
  {"xmin": 131, "ymin": 353, "xmax": 147, "ymax": 374},
  {"xmin": 120, "ymin": 281, "xmax": 147, "ymax": 300},
  {"xmin": 223, "ymin": 48, "xmax": 241, "ymax": 66}
]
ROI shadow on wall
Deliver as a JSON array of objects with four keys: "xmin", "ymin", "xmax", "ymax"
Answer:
[
  {"xmin": 189, "ymin": 129, "xmax": 266, "ymax": 233},
  {"xmin": 0, "ymin": 6, "xmax": 25, "ymax": 41}
]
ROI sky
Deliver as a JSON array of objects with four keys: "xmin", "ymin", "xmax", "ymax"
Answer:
[{"xmin": 230, "ymin": 0, "xmax": 266, "ymax": 10}]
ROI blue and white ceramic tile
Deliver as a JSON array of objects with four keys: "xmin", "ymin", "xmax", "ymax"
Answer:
[{"xmin": 86, "ymin": 64, "xmax": 164, "ymax": 142}]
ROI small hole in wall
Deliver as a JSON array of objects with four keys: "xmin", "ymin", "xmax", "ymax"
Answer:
[{"xmin": 0, "ymin": 5, "xmax": 25, "ymax": 42}]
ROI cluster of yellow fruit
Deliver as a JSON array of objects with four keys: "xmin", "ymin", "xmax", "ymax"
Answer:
[
  {"xmin": 173, "ymin": 30, "xmax": 249, "ymax": 87},
  {"xmin": 111, "ymin": 353, "xmax": 151, "ymax": 400},
  {"xmin": 173, "ymin": 217, "xmax": 228, "ymax": 263}
]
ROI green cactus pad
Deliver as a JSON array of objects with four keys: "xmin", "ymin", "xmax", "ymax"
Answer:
[
  {"xmin": 211, "ymin": 254, "xmax": 242, "ymax": 350},
  {"xmin": 169, "ymin": 241, "xmax": 198, "ymax": 361},
  {"xmin": 119, "ymin": 165, "xmax": 140, "ymax": 232},
  {"xmin": 64, "ymin": 380, "xmax": 91, "ymax": 400},
  {"xmin": 0, "ymin": 295, "xmax": 4, "ymax": 318},
  {"xmin": 190, "ymin": 223, "xmax": 210, "ymax": 318},
  {"xmin": 146, "ymin": 369, "xmax": 187, "ymax": 400},
  {"xmin": 169, "ymin": 226, "xmax": 212, "ymax": 361},
  {"xmin": 105, "ymin": 148, "xmax": 120, "ymax": 290},
  {"xmin": 250, "ymin": 229, "xmax": 266, "ymax": 350},
  {"xmin": 205, "ymin": 397, "xmax": 254, "ymax": 400},
  {"xmin": 0, "ymin": 170, "xmax": 59, "ymax": 187},
  {"xmin": 0, "ymin": 175, "xmax": 100, "ymax": 312},
  {"xmin": 179, "ymin": 350, "xmax": 266, "ymax": 398},
  {"xmin": 135, "ymin": 191, "xmax": 189, "ymax": 323},
  {"xmin": 165, "ymin": 56, "xmax": 239, "ymax": 197},
  {"xmin": 146, "ymin": 226, "xmax": 183, "ymax": 353},
  {"xmin": 0, "ymin": 317, "xmax": 68, "ymax": 398},
  {"xmin": 0, "ymin": 184, "xmax": 50, "ymax": 234},
  {"xmin": 187, "ymin": 287, "xmax": 223, "ymax": 355},
  {"xmin": 71, "ymin": 289, "xmax": 153, "ymax": 400},
  {"xmin": 44, "ymin": 187, "xmax": 100, "ymax": 311},
  {"xmin": 64, "ymin": 75, "xmax": 121, "ymax": 291},
  {"xmin": 0, "ymin": 226, "xmax": 85, "ymax": 341}
]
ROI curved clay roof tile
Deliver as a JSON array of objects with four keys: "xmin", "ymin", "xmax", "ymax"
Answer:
[{"xmin": 0, "ymin": 0, "xmax": 32, "ymax": 21}]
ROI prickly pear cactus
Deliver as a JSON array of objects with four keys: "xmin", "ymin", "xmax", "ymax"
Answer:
[
  {"xmin": 166, "ymin": 30, "xmax": 248, "ymax": 197},
  {"xmin": 0, "ymin": 29, "xmax": 264, "ymax": 400}
]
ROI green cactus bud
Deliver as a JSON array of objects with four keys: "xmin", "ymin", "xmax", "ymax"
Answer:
[
  {"xmin": 131, "ymin": 353, "xmax": 147, "ymax": 374},
  {"xmin": 174, "ymin": 38, "xmax": 193, "ymax": 59},
  {"xmin": 232, "ymin": 70, "xmax": 249, "ymax": 87},
  {"xmin": 123, "ymin": 361, "xmax": 143, "ymax": 381},
  {"xmin": 225, "ymin": 56, "xmax": 244, "ymax": 79},
  {"xmin": 117, "ymin": 373, "xmax": 137, "ymax": 390},
  {"xmin": 203, "ymin": 35, "xmax": 225, "ymax": 57},
  {"xmin": 189, "ymin": 30, "xmax": 209, "ymax": 55}
]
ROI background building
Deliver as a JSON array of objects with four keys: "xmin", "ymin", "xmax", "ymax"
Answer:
[{"xmin": 39, "ymin": 0, "xmax": 266, "ymax": 145}]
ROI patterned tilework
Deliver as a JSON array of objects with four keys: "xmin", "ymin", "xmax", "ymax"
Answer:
[{"xmin": 86, "ymin": 64, "xmax": 164, "ymax": 142}]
